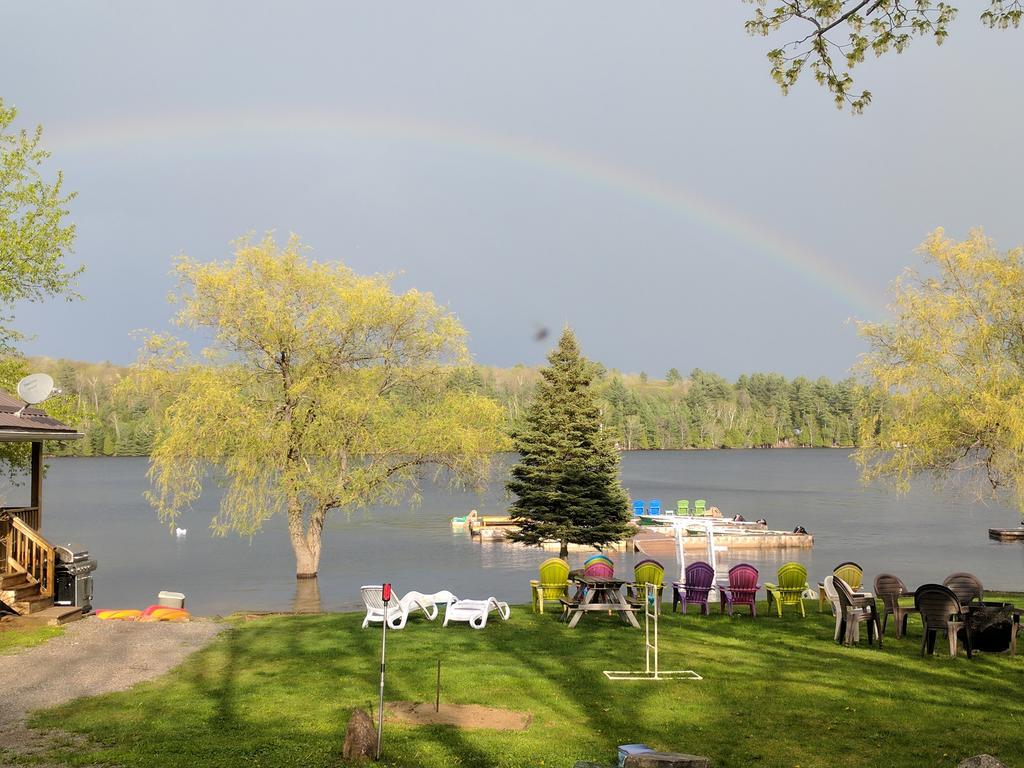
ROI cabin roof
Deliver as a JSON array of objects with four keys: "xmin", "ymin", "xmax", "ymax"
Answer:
[{"xmin": 0, "ymin": 390, "xmax": 83, "ymax": 442}]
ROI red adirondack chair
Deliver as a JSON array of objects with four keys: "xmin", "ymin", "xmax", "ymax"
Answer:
[{"xmin": 720, "ymin": 563, "xmax": 759, "ymax": 617}]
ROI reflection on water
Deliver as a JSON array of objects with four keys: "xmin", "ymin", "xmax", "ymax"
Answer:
[
  {"xmin": 36, "ymin": 452, "xmax": 1024, "ymax": 616},
  {"xmin": 292, "ymin": 578, "xmax": 322, "ymax": 614}
]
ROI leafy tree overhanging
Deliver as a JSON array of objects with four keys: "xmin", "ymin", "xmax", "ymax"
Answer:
[{"xmin": 0, "ymin": 98, "xmax": 80, "ymax": 352}]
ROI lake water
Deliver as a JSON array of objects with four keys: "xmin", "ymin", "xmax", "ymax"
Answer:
[{"xmin": 33, "ymin": 451, "xmax": 1024, "ymax": 615}]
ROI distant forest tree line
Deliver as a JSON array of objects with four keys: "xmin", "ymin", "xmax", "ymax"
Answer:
[{"xmin": 29, "ymin": 356, "xmax": 879, "ymax": 457}]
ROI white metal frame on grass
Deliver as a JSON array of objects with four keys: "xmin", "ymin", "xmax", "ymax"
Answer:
[{"xmin": 603, "ymin": 584, "xmax": 702, "ymax": 682}]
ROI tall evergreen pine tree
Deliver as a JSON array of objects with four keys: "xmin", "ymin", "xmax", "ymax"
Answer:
[{"xmin": 506, "ymin": 329, "xmax": 631, "ymax": 558}]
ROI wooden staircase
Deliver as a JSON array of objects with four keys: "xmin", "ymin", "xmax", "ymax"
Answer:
[
  {"xmin": 1, "ymin": 569, "xmax": 54, "ymax": 614},
  {"xmin": 1, "ymin": 514, "xmax": 56, "ymax": 616}
]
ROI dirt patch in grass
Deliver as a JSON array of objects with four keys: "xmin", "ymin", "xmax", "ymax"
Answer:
[{"xmin": 385, "ymin": 701, "xmax": 532, "ymax": 731}]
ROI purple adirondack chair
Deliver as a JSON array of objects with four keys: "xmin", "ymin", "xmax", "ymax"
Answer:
[
  {"xmin": 675, "ymin": 561, "xmax": 714, "ymax": 615},
  {"xmin": 720, "ymin": 563, "xmax": 760, "ymax": 617}
]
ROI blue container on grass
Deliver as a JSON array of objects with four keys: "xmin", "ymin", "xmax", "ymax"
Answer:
[{"xmin": 617, "ymin": 744, "xmax": 653, "ymax": 767}]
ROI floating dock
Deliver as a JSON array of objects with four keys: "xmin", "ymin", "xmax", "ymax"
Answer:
[
  {"xmin": 463, "ymin": 512, "xmax": 811, "ymax": 553},
  {"xmin": 632, "ymin": 529, "xmax": 813, "ymax": 556},
  {"xmin": 466, "ymin": 516, "xmax": 628, "ymax": 551},
  {"xmin": 989, "ymin": 527, "xmax": 1024, "ymax": 541},
  {"xmin": 468, "ymin": 516, "xmax": 519, "ymax": 540}
]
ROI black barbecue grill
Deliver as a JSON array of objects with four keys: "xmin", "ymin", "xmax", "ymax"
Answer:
[{"xmin": 54, "ymin": 544, "xmax": 97, "ymax": 613}]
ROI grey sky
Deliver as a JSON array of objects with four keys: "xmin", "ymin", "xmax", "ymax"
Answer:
[{"xmin": 2, "ymin": 2, "xmax": 1022, "ymax": 380}]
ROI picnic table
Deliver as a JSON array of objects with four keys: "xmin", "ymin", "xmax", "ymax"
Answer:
[{"xmin": 563, "ymin": 573, "xmax": 641, "ymax": 629}]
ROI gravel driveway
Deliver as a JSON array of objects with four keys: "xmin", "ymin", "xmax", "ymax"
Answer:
[{"xmin": 0, "ymin": 617, "xmax": 224, "ymax": 761}]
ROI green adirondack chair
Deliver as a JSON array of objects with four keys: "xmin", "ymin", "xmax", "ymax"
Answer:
[
  {"xmin": 531, "ymin": 557, "xmax": 570, "ymax": 613},
  {"xmin": 677, "ymin": 500, "xmax": 689, "ymax": 515},
  {"xmin": 764, "ymin": 562, "xmax": 810, "ymax": 617},
  {"xmin": 629, "ymin": 559, "xmax": 666, "ymax": 612},
  {"xmin": 694, "ymin": 499, "xmax": 706, "ymax": 516}
]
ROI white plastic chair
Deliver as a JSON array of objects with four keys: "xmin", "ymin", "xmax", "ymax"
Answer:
[
  {"xmin": 823, "ymin": 575, "xmax": 863, "ymax": 643},
  {"xmin": 822, "ymin": 575, "xmax": 844, "ymax": 642},
  {"xmin": 360, "ymin": 586, "xmax": 458, "ymax": 630},
  {"xmin": 442, "ymin": 597, "xmax": 511, "ymax": 629}
]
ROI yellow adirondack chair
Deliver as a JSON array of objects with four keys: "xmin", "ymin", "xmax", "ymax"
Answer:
[
  {"xmin": 531, "ymin": 557, "xmax": 570, "ymax": 613},
  {"xmin": 628, "ymin": 559, "xmax": 666, "ymax": 613},
  {"xmin": 819, "ymin": 561, "xmax": 865, "ymax": 612},
  {"xmin": 764, "ymin": 562, "xmax": 810, "ymax": 617}
]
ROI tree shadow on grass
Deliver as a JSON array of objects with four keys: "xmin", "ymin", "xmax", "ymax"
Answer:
[{"xmin": 30, "ymin": 603, "xmax": 1024, "ymax": 768}]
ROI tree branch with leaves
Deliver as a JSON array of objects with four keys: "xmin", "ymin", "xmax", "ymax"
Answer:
[{"xmin": 744, "ymin": 1, "xmax": 1022, "ymax": 111}]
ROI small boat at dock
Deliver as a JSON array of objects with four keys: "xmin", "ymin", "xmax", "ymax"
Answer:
[
  {"xmin": 451, "ymin": 509, "xmax": 479, "ymax": 529},
  {"xmin": 989, "ymin": 527, "xmax": 1024, "ymax": 541}
]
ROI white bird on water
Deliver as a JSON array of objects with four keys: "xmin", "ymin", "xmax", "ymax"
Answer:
[{"xmin": 175, "ymin": 527, "xmax": 187, "ymax": 537}]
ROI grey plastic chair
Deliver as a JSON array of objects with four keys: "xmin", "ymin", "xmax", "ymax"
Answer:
[
  {"xmin": 874, "ymin": 573, "xmax": 920, "ymax": 639},
  {"xmin": 942, "ymin": 572, "xmax": 983, "ymax": 606},
  {"xmin": 915, "ymin": 583, "xmax": 971, "ymax": 658},
  {"xmin": 834, "ymin": 576, "xmax": 881, "ymax": 647}
]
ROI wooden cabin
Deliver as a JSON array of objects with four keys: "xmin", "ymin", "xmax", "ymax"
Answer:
[{"xmin": 0, "ymin": 390, "xmax": 82, "ymax": 617}]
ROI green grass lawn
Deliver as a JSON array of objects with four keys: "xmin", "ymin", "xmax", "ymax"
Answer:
[
  {"xmin": 0, "ymin": 623, "xmax": 62, "ymax": 654},
  {"xmin": 30, "ymin": 597, "xmax": 1023, "ymax": 768}
]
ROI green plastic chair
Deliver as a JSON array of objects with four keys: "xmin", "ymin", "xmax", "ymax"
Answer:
[
  {"xmin": 677, "ymin": 500, "xmax": 689, "ymax": 515},
  {"xmin": 531, "ymin": 558, "xmax": 570, "ymax": 613},
  {"xmin": 694, "ymin": 499, "xmax": 706, "ymax": 516},
  {"xmin": 629, "ymin": 559, "xmax": 666, "ymax": 612},
  {"xmin": 764, "ymin": 562, "xmax": 810, "ymax": 617}
]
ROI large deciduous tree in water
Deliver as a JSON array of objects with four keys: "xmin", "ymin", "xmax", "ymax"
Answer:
[
  {"xmin": 133, "ymin": 234, "xmax": 504, "ymax": 578},
  {"xmin": 506, "ymin": 329, "xmax": 632, "ymax": 558},
  {"xmin": 856, "ymin": 228, "xmax": 1024, "ymax": 523}
]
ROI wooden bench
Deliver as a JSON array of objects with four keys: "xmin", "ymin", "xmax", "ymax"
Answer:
[{"xmin": 559, "ymin": 597, "xmax": 581, "ymax": 621}]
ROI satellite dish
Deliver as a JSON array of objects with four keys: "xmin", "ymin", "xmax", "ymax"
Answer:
[{"xmin": 16, "ymin": 373, "xmax": 55, "ymax": 405}]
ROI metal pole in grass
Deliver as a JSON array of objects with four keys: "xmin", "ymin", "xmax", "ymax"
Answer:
[
  {"xmin": 435, "ymin": 659, "xmax": 441, "ymax": 712},
  {"xmin": 376, "ymin": 582, "xmax": 391, "ymax": 761}
]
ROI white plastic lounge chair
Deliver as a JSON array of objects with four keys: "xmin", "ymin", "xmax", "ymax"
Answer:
[
  {"xmin": 360, "ymin": 586, "xmax": 458, "ymax": 630},
  {"xmin": 442, "ymin": 597, "xmax": 511, "ymax": 629}
]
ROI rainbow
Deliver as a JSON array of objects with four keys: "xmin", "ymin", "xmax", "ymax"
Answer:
[{"xmin": 46, "ymin": 110, "xmax": 884, "ymax": 316}]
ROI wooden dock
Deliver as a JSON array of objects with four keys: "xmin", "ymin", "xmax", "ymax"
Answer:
[{"xmin": 989, "ymin": 527, "xmax": 1024, "ymax": 541}]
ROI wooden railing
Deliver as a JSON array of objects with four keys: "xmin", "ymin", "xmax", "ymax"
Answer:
[
  {"xmin": 1, "ymin": 506, "xmax": 40, "ymax": 531},
  {"xmin": 0, "ymin": 507, "xmax": 40, "ymax": 559},
  {"xmin": 4, "ymin": 515, "xmax": 54, "ymax": 597}
]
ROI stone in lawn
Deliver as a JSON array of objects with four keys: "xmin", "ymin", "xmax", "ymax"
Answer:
[
  {"xmin": 958, "ymin": 756, "xmax": 1007, "ymax": 768},
  {"xmin": 342, "ymin": 708, "xmax": 376, "ymax": 762},
  {"xmin": 623, "ymin": 752, "xmax": 712, "ymax": 768}
]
